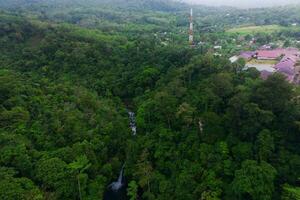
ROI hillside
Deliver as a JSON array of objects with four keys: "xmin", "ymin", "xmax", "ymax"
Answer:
[
  {"xmin": 0, "ymin": 0, "xmax": 186, "ymax": 11},
  {"xmin": 1, "ymin": 1, "xmax": 300, "ymax": 200}
]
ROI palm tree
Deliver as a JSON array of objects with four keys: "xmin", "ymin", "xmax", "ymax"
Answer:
[{"xmin": 68, "ymin": 155, "xmax": 91, "ymax": 200}]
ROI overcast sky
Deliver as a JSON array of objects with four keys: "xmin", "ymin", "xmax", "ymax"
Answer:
[{"xmin": 183, "ymin": 0, "xmax": 300, "ymax": 8}]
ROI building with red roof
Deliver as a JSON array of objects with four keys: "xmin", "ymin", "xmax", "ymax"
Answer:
[
  {"xmin": 256, "ymin": 49, "xmax": 284, "ymax": 60},
  {"xmin": 237, "ymin": 47, "xmax": 300, "ymax": 84}
]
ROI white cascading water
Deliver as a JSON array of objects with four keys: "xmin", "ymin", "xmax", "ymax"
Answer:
[
  {"xmin": 128, "ymin": 111, "xmax": 137, "ymax": 135},
  {"xmin": 109, "ymin": 164, "xmax": 125, "ymax": 191},
  {"xmin": 106, "ymin": 111, "xmax": 136, "ymax": 194}
]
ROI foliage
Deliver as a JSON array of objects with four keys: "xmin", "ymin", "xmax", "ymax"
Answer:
[
  {"xmin": 0, "ymin": 1, "xmax": 300, "ymax": 200},
  {"xmin": 127, "ymin": 180, "xmax": 138, "ymax": 200},
  {"xmin": 282, "ymin": 184, "xmax": 300, "ymax": 200}
]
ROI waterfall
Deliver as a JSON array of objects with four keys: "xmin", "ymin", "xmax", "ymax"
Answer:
[
  {"xmin": 109, "ymin": 164, "xmax": 125, "ymax": 191},
  {"xmin": 104, "ymin": 109, "xmax": 136, "ymax": 199},
  {"xmin": 117, "ymin": 164, "xmax": 124, "ymax": 183},
  {"xmin": 128, "ymin": 111, "xmax": 137, "ymax": 135}
]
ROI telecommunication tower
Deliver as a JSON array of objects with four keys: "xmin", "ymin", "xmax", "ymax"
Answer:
[{"xmin": 189, "ymin": 8, "xmax": 194, "ymax": 46}]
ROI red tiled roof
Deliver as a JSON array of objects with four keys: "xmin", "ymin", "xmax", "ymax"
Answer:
[
  {"xmin": 240, "ymin": 51, "xmax": 255, "ymax": 59},
  {"xmin": 256, "ymin": 50, "xmax": 283, "ymax": 59}
]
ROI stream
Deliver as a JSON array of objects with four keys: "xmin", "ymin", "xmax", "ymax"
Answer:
[
  {"xmin": 128, "ymin": 111, "xmax": 137, "ymax": 136},
  {"xmin": 104, "ymin": 111, "xmax": 137, "ymax": 200}
]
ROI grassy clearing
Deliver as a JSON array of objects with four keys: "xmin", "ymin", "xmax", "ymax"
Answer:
[
  {"xmin": 226, "ymin": 25, "xmax": 285, "ymax": 34},
  {"xmin": 248, "ymin": 59, "xmax": 278, "ymax": 65}
]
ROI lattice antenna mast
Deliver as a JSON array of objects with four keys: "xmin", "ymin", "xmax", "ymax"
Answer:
[{"xmin": 189, "ymin": 8, "xmax": 194, "ymax": 46}]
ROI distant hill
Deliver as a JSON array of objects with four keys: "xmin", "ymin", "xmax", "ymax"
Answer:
[{"xmin": 0, "ymin": 0, "xmax": 188, "ymax": 12}]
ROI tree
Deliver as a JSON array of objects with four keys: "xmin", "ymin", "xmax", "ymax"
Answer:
[
  {"xmin": 134, "ymin": 67, "xmax": 160, "ymax": 89},
  {"xmin": 233, "ymin": 58, "xmax": 246, "ymax": 74},
  {"xmin": 176, "ymin": 102, "xmax": 196, "ymax": 127},
  {"xmin": 211, "ymin": 73, "xmax": 234, "ymax": 101},
  {"xmin": 201, "ymin": 112, "xmax": 223, "ymax": 143},
  {"xmin": 127, "ymin": 180, "xmax": 138, "ymax": 200},
  {"xmin": 0, "ymin": 143, "xmax": 32, "ymax": 177},
  {"xmin": 134, "ymin": 149, "xmax": 153, "ymax": 197},
  {"xmin": 87, "ymin": 175, "xmax": 107, "ymax": 200},
  {"xmin": 282, "ymin": 183, "xmax": 300, "ymax": 200},
  {"xmin": 256, "ymin": 129, "xmax": 274, "ymax": 162},
  {"xmin": 232, "ymin": 160, "xmax": 277, "ymax": 200},
  {"xmin": 153, "ymin": 91, "xmax": 177, "ymax": 129},
  {"xmin": 68, "ymin": 155, "xmax": 91, "ymax": 200},
  {"xmin": 36, "ymin": 157, "xmax": 73, "ymax": 199},
  {"xmin": 0, "ymin": 167, "xmax": 43, "ymax": 200},
  {"xmin": 253, "ymin": 73, "xmax": 293, "ymax": 114}
]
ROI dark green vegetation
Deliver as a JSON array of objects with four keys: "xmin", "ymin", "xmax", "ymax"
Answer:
[{"xmin": 1, "ymin": 0, "xmax": 300, "ymax": 199}]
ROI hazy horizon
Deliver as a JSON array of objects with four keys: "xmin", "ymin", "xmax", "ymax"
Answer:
[{"xmin": 183, "ymin": 0, "xmax": 300, "ymax": 8}]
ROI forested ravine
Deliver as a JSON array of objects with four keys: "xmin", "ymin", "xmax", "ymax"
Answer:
[
  {"xmin": 105, "ymin": 110, "xmax": 137, "ymax": 200},
  {"xmin": 2, "ymin": 1, "xmax": 300, "ymax": 199}
]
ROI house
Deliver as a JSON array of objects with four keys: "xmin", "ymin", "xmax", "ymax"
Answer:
[
  {"xmin": 284, "ymin": 48, "xmax": 300, "ymax": 57},
  {"xmin": 259, "ymin": 45, "xmax": 272, "ymax": 50},
  {"xmin": 229, "ymin": 56, "xmax": 239, "ymax": 63},
  {"xmin": 214, "ymin": 46, "xmax": 222, "ymax": 50},
  {"xmin": 256, "ymin": 50, "xmax": 283, "ymax": 60},
  {"xmin": 232, "ymin": 47, "xmax": 300, "ymax": 84},
  {"xmin": 240, "ymin": 51, "xmax": 255, "ymax": 60},
  {"xmin": 274, "ymin": 56, "xmax": 298, "ymax": 82},
  {"xmin": 275, "ymin": 59, "xmax": 295, "ymax": 75},
  {"xmin": 249, "ymin": 38, "xmax": 256, "ymax": 44},
  {"xmin": 214, "ymin": 53, "xmax": 222, "ymax": 57},
  {"xmin": 294, "ymin": 66, "xmax": 300, "ymax": 84}
]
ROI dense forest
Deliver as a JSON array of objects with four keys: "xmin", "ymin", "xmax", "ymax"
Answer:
[{"xmin": 1, "ymin": 0, "xmax": 300, "ymax": 199}]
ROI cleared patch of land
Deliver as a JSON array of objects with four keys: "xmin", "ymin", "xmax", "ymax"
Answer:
[
  {"xmin": 247, "ymin": 59, "xmax": 278, "ymax": 65},
  {"xmin": 226, "ymin": 25, "xmax": 288, "ymax": 34}
]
